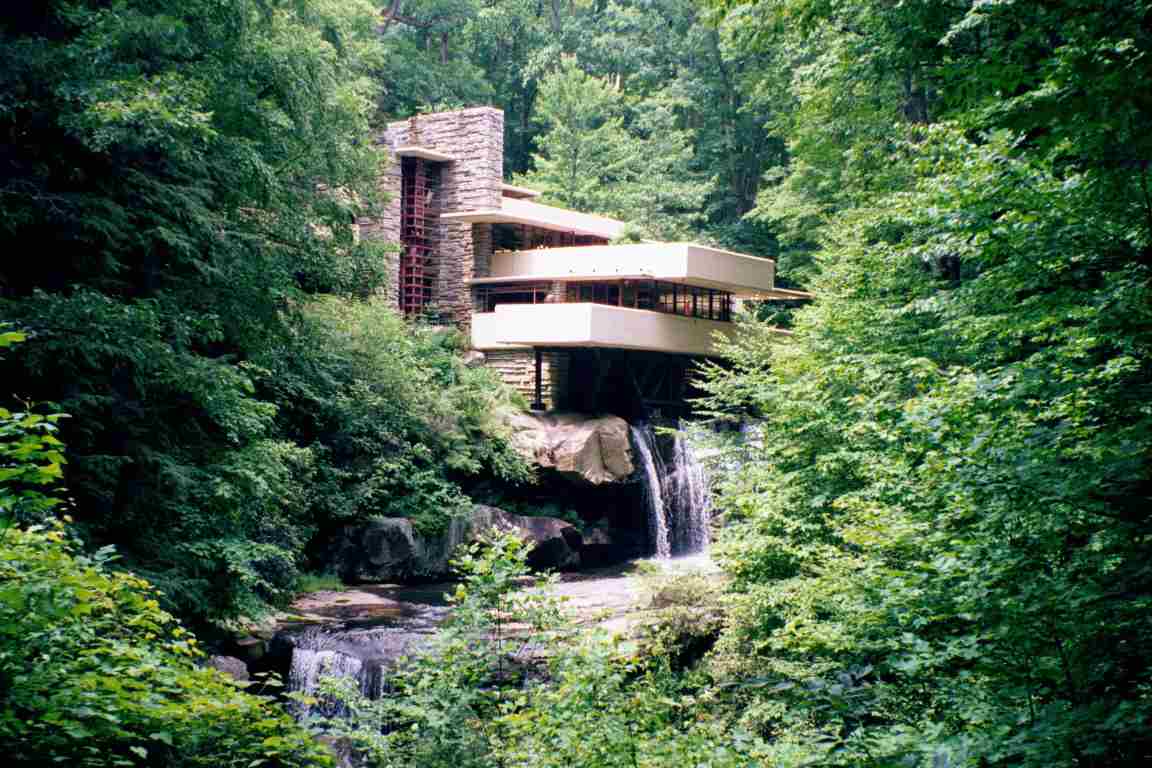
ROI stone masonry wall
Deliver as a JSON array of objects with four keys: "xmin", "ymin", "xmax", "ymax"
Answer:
[
  {"xmin": 357, "ymin": 137, "xmax": 402, "ymax": 307},
  {"xmin": 359, "ymin": 107, "xmax": 576, "ymax": 406},
  {"xmin": 473, "ymin": 223, "xmax": 493, "ymax": 280},
  {"xmin": 363, "ymin": 108, "xmax": 504, "ymax": 328},
  {"xmin": 483, "ymin": 349, "xmax": 570, "ymax": 410}
]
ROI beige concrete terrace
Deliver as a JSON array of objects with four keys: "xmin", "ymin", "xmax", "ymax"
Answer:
[
  {"xmin": 471, "ymin": 302, "xmax": 737, "ymax": 356},
  {"xmin": 475, "ymin": 242, "xmax": 779, "ymax": 298},
  {"xmin": 442, "ymin": 197, "xmax": 627, "ymax": 239}
]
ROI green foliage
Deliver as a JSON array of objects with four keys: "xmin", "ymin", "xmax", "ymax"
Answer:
[
  {"xmin": 0, "ymin": 401, "xmax": 328, "ymax": 767},
  {"xmin": 521, "ymin": 57, "xmax": 637, "ymax": 213},
  {"xmin": 0, "ymin": 1, "xmax": 531, "ymax": 624},
  {"xmin": 377, "ymin": 0, "xmax": 780, "ymax": 246},
  {"xmin": 638, "ymin": 572, "xmax": 726, "ymax": 673},
  {"xmin": 498, "ymin": 636, "xmax": 761, "ymax": 768},
  {"xmin": 0, "ymin": 0, "xmax": 386, "ymax": 624},
  {"xmin": 295, "ymin": 571, "xmax": 347, "ymax": 595},
  {"xmin": 257, "ymin": 296, "xmax": 531, "ymax": 538},
  {"xmin": 0, "ymin": 296, "xmax": 529, "ymax": 627},
  {"xmin": 0, "ymin": 406, "xmax": 65, "ymax": 524},
  {"xmin": 309, "ymin": 531, "xmax": 564, "ymax": 766},
  {"xmin": 519, "ymin": 57, "xmax": 712, "ymax": 238},
  {"xmin": 694, "ymin": 0, "xmax": 1152, "ymax": 760},
  {"xmin": 645, "ymin": 572, "xmax": 723, "ymax": 611},
  {"xmin": 0, "ymin": 329, "xmax": 67, "ymax": 527},
  {"xmin": 0, "ymin": 521, "xmax": 331, "ymax": 768},
  {"xmin": 375, "ymin": 0, "xmax": 494, "ymax": 116}
]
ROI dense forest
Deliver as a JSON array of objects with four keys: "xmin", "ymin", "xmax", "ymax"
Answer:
[{"xmin": 2, "ymin": 0, "xmax": 1150, "ymax": 766}]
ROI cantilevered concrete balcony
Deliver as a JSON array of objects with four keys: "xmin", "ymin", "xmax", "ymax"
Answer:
[
  {"xmin": 475, "ymin": 242, "xmax": 782, "ymax": 298},
  {"xmin": 472, "ymin": 302, "xmax": 736, "ymax": 356},
  {"xmin": 443, "ymin": 197, "xmax": 626, "ymax": 239}
]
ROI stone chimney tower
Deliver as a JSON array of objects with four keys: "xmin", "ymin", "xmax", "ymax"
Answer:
[{"xmin": 358, "ymin": 107, "xmax": 504, "ymax": 328}]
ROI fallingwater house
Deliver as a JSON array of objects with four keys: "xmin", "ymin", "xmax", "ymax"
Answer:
[{"xmin": 361, "ymin": 107, "xmax": 800, "ymax": 419}]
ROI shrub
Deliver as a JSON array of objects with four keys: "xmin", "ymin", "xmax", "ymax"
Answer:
[
  {"xmin": 0, "ymin": 393, "xmax": 329, "ymax": 767},
  {"xmin": 257, "ymin": 297, "xmax": 532, "ymax": 541},
  {"xmin": 639, "ymin": 572, "xmax": 726, "ymax": 672},
  {"xmin": 0, "ymin": 522, "xmax": 331, "ymax": 768}
]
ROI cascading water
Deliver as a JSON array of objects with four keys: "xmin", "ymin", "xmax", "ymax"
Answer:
[
  {"xmin": 281, "ymin": 590, "xmax": 450, "ymax": 717},
  {"xmin": 288, "ymin": 628, "xmax": 367, "ymax": 717},
  {"xmin": 631, "ymin": 424, "xmax": 671, "ymax": 559},
  {"xmin": 666, "ymin": 432, "xmax": 712, "ymax": 554},
  {"xmin": 631, "ymin": 423, "xmax": 713, "ymax": 558}
]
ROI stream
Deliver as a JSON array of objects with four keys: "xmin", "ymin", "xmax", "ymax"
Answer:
[
  {"xmin": 280, "ymin": 556, "xmax": 719, "ymax": 715},
  {"xmin": 279, "ymin": 424, "xmax": 717, "ymax": 714}
]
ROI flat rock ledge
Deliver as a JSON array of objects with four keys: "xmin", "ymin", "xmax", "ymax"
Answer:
[{"xmin": 331, "ymin": 504, "xmax": 621, "ymax": 583}]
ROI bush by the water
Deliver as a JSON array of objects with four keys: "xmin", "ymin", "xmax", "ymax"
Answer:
[
  {"xmin": 0, "ymin": 395, "xmax": 327, "ymax": 767},
  {"xmin": 0, "ymin": 522, "xmax": 330, "ymax": 768}
]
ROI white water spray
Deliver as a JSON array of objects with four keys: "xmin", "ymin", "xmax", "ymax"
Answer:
[
  {"xmin": 631, "ymin": 424, "xmax": 671, "ymax": 559},
  {"xmin": 285, "ymin": 602, "xmax": 448, "ymax": 716},
  {"xmin": 666, "ymin": 432, "xmax": 712, "ymax": 554},
  {"xmin": 631, "ymin": 423, "xmax": 713, "ymax": 558}
]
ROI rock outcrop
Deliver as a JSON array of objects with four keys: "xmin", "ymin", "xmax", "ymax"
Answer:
[
  {"xmin": 505, "ymin": 411, "xmax": 633, "ymax": 485},
  {"xmin": 470, "ymin": 504, "xmax": 583, "ymax": 570},
  {"xmin": 207, "ymin": 655, "xmax": 250, "ymax": 682},
  {"xmin": 332, "ymin": 505, "xmax": 583, "ymax": 582}
]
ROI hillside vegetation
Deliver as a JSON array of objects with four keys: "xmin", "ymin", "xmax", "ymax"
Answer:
[{"xmin": 2, "ymin": 0, "xmax": 1150, "ymax": 766}]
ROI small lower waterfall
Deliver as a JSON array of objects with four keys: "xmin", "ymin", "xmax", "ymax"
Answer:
[
  {"xmin": 282, "ymin": 595, "xmax": 450, "ymax": 717},
  {"xmin": 288, "ymin": 630, "xmax": 367, "ymax": 717},
  {"xmin": 631, "ymin": 423, "xmax": 713, "ymax": 558}
]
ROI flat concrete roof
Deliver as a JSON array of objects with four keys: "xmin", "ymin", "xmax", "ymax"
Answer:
[
  {"xmin": 395, "ymin": 146, "xmax": 456, "ymax": 162},
  {"xmin": 500, "ymin": 182, "xmax": 541, "ymax": 199},
  {"xmin": 442, "ymin": 197, "xmax": 626, "ymax": 239}
]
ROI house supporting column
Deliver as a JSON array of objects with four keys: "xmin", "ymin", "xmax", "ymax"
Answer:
[
  {"xmin": 532, "ymin": 348, "xmax": 544, "ymax": 410},
  {"xmin": 480, "ymin": 348, "xmax": 571, "ymax": 410}
]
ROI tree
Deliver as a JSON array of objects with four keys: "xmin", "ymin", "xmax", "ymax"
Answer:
[
  {"xmin": 521, "ymin": 58, "xmax": 638, "ymax": 213},
  {"xmin": 0, "ymin": 335, "xmax": 328, "ymax": 767},
  {"xmin": 697, "ymin": 1, "xmax": 1152, "ymax": 764},
  {"xmin": 521, "ymin": 58, "xmax": 712, "ymax": 238}
]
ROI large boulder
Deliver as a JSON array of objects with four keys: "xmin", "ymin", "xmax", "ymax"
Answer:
[
  {"xmin": 471, "ymin": 504, "xmax": 582, "ymax": 570},
  {"xmin": 331, "ymin": 516, "xmax": 469, "ymax": 583},
  {"xmin": 333, "ymin": 505, "xmax": 583, "ymax": 582},
  {"xmin": 506, "ymin": 412, "xmax": 633, "ymax": 485}
]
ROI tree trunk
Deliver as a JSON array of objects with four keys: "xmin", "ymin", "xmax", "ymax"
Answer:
[
  {"xmin": 380, "ymin": 0, "xmax": 403, "ymax": 31},
  {"xmin": 902, "ymin": 67, "xmax": 930, "ymax": 125}
]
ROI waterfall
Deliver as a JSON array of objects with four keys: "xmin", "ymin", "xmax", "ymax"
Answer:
[
  {"xmin": 287, "ymin": 627, "xmax": 368, "ymax": 717},
  {"xmin": 631, "ymin": 423, "xmax": 713, "ymax": 558},
  {"xmin": 283, "ymin": 599, "xmax": 449, "ymax": 717},
  {"xmin": 631, "ymin": 424, "xmax": 671, "ymax": 559},
  {"xmin": 666, "ymin": 433, "xmax": 712, "ymax": 555}
]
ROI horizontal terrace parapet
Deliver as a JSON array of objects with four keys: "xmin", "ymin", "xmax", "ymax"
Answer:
[{"xmin": 480, "ymin": 242, "xmax": 777, "ymax": 297}]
